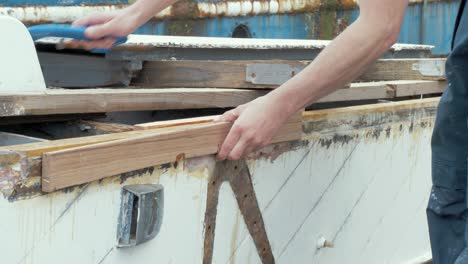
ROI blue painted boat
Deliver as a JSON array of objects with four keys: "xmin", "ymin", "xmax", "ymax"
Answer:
[{"xmin": 0, "ymin": 0, "xmax": 459, "ymax": 54}]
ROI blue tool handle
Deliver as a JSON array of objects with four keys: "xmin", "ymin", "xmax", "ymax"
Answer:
[{"xmin": 28, "ymin": 24, "xmax": 128, "ymax": 53}]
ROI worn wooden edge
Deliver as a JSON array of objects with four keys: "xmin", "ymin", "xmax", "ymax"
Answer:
[
  {"xmin": 303, "ymin": 97, "xmax": 440, "ymax": 122},
  {"xmin": 133, "ymin": 59, "xmax": 446, "ymax": 89},
  {"xmin": 0, "ymin": 88, "xmax": 268, "ymax": 117},
  {"xmin": 319, "ymin": 80, "xmax": 444, "ymax": 103},
  {"xmin": 0, "ymin": 123, "xmax": 207, "ymax": 157},
  {"xmin": 1, "ymin": 88, "xmax": 443, "ymax": 159},
  {"xmin": 0, "ymin": 96, "xmax": 442, "ymax": 195},
  {"xmin": 0, "ymin": 116, "xmax": 221, "ymax": 157},
  {"xmin": 0, "ymin": 80, "xmax": 445, "ymax": 117},
  {"xmin": 41, "ymin": 112, "xmax": 303, "ymax": 192},
  {"xmin": 79, "ymin": 120, "xmax": 137, "ymax": 133},
  {"xmin": 135, "ymin": 115, "xmax": 218, "ymax": 129}
]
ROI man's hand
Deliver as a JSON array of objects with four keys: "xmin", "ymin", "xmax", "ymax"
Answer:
[
  {"xmin": 69, "ymin": 8, "xmax": 141, "ymax": 50},
  {"xmin": 215, "ymin": 0, "xmax": 408, "ymax": 160},
  {"xmin": 216, "ymin": 95, "xmax": 293, "ymax": 160},
  {"xmin": 70, "ymin": 0, "xmax": 177, "ymax": 50}
]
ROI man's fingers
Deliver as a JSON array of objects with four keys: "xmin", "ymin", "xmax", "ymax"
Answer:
[
  {"xmin": 215, "ymin": 108, "xmax": 240, "ymax": 123},
  {"xmin": 85, "ymin": 23, "xmax": 113, "ymax": 39},
  {"xmin": 217, "ymin": 125, "xmax": 242, "ymax": 160},
  {"xmin": 227, "ymin": 137, "xmax": 249, "ymax": 160}
]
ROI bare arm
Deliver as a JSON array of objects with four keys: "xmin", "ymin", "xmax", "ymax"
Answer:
[
  {"xmin": 72, "ymin": 0, "xmax": 178, "ymax": 48},
  {"xmin": 267, "ymin": 0, "xmax": 408, "ymax": 115},
  {"xmin": 216, "ymin": 0, "xmax": 409, "ymax": 160},
  {"xmin": 73, "ymin": 0, "xmax": 409, "ymax": 160}
]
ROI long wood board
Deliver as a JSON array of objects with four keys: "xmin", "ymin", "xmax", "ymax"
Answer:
[
  {"xmin": 0, "ymin": 88, "xmax": 267, "ymax": 117},
  {"xmin": 135, "ymin": 115, "xmax": 217, "ymax": 129},
  {"xmin": 133, "ymin": 59, "xmax": 446, "ymax": 89},
  {"xmin": 41, "ymin": 113, "xmax": 302, "ymax": 192},
  {"xmin": 0, "ymin": 81, "xmax": 445, "ymax": 117}
]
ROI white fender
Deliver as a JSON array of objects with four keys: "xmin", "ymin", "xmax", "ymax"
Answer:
[{"xmin": 0, "ymin": 16, "xmax": 46, "ymax": 93}]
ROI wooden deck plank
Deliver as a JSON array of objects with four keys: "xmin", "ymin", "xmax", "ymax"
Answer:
[
  {"xmin": 41, "ymin": 113, "xmax": 303, "ymax": 192},
  {"xmin": 135, "ymin": 115, "xmax": 218, "ymax": 129},
  {"xmin": 0, "ymin": 88, "xmax": 267, "ymax": 116},
  {"xmin": 0, "ymin": 81, "xmax": 445, "ymax": 117},
  {"xmin": 134, "ymin": 59, "xmax": 446, "ymax": 89}
]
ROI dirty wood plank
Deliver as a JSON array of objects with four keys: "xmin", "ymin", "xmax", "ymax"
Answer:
[
  {"xmin": 361, "ymin": 59, "xmax": 446, "ymax": 81},
  {"xmin": 0, "ymin": 88, "xmax": 267, "ymax": 116},
  {"xmin": 79, "ymin": 121, "xmax": 137, "ymax": 133},
  {"xmin": 0, "ymin": 81, "xmax": 444, "ymax": 117},
  {"xmin": 133, "ymin": 59, "xmax": 446, "ymax": 89},
  {"xmin": 0, "ymin": 126, "xmax": 187, "ymax": 157},
  {"xmin": 41, "ymin": 113, "xmax": 302, "ymax": 192},
  {"xmin": 318, "ymin": 80, "xmax": 445, "ymax": 103},
  {"xmin": 135, "ymin": 115, "xmax": 218, "ymax": 129},
  {"xmin": 304, "ymin": 97, "xmax": 441, "ymax": 122}
]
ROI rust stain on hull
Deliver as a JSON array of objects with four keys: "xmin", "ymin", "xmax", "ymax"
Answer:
[{"xmin": 0, "ymin": 0, "xmax": 442, "ymax": 24}]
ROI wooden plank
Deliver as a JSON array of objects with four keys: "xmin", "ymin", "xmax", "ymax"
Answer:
[
  {"xmin": 0, "ymin": 88, "xmax": 267, "ymax": 117},
  {"xmin": 135, "ymin": 115, "xmax": 217, "ymax": 129},
  {"xmin": 303, "ymin": 97, "xmax": 440, "ymax": 122},
  {"xmin": 390, "ymin": 80, "xmax": 446, "ymax": 97},
  {"xmin": 362, "ymin": 59, "xmax": 446, "ymax": 81},
  {"xmin": 318, "ymin": 80, "xmax": 445, "ymax": 103},
  {"xmin": 41, "ymin": 112, "xmax": 303, "ymax": 192},
  {"xmin": 0, "ymin": 126, "xmax": 187, "ymax": 157},
  {"xmin": 105, "ymin": 36, "xmax": 432, "ymax": 61},
  {"xmin": 79, "ymin": 121, "xmax": 137, "ymax": 133},
  {"xmin": 0, "ymin": 81, "xmax": 444, "ymax": 117},
  {"xmin": 133, "ymin": 59, "xmax": 446, "ymax": 89}
]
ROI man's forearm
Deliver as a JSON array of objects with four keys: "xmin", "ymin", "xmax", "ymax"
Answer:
[
  {"xmin": 269, "ymin": 0, "xmax": 408, "ymax": 116},
  {"xmin": 127, "ymin": 0, "xmax": 178, "ymax": 25}
]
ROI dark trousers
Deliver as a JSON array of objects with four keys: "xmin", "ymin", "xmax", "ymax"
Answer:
[{"xmin": 428, "ymin": 0, "xmax": 468, "ymax": 263}]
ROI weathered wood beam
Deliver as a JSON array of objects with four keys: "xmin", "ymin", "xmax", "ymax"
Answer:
[
  {"xmin": 318, "ymin": 80, "xmax": 445, "ymax": 103},
  {"xmin": 0, "ymin": 88, "xmax": 267, "ymax": 117},
  {"xmin": 41, "ymin": 113, "xmax": 303, "ymax": 192},
  {"xmin": 0, "ymin": 97, "xmax": 442, "ymax": 195},
  {"xmin": 133, "ymin": 59, "xmax": 446, "ymax": 89},
  {"xmin": 79, "ymin": 120, "xmax": 137, "ymax": 133},
  {"xmin": 135, "ymin": 115, "xmax": 217, "ymax": 129},
  {"xmin": 0, "ymin": 81, "xmax": 445, "ymax": 117},
  {"xmin": 0, "ymin": 128, "xmax": 164, "ymax": 157}
]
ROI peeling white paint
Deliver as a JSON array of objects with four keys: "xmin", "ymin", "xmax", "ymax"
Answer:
[
  {"xmin": 412, "ymin": 60, "xmax": 446, "ymax": 77},
  {"xmin": 0, "ymin": 105, "xmax": 434, "ymax": 263}
]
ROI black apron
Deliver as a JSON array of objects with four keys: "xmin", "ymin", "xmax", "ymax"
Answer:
[{"xmin": 428, "ymin": 0, "xmax": 468, "ymax": 263}]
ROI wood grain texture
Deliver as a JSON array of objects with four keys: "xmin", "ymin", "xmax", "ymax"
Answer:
[
  {"xmin": 133, "ymin": 59, "xmax": 446, "ymax": 89},
  {"xmin": 79, "ymin": 121, "xmax": 137, "ymax": 133},
  {"xmin": 318, "ymin": 80, "xmax": 445, "ymax": 103},
  {"xmin": 0, "ymin": 126, "xmax": 189, "ymax": 157},
  {"xmin": 41, "ymin": 113, "xmax": 302, "ymax": 192},
  {"xmin": 362, "ymin": 59, "xmax": 446, "ymax": 81},
  {"xmin": 0, "ymin": 81, "xmax": 445, "ymax": 117},
  {"xmin": 0, "ymin": 88, "xmax": 267, "ymax": 116},
  {"xmin": 135, "ymin": 115, "xmax": 218, "ymax": 129}
]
